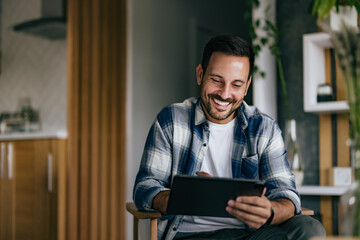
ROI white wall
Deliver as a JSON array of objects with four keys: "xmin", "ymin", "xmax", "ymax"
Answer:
[
  {"xmin": 252, "ymin": 0, "xmax": 277, "ymax": 119},
  {"xmin": 126, "ymin": 1, "xmax": 249, "ymax": 239},
  {"xmin": 0, "ymin": 0, "xmax": 67, "ymax": 132}
]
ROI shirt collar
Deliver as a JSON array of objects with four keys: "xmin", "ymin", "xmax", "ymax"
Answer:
[
  {"xmin": 194, "ymin": 98, "xmax": 207, "ymax": 126},
  {"xmin": 237, "ymin": 102, "xmax": 249, "ymax": 130},
  {"xmin": 194, "ymin": 97, "xmax": 249, "ymax": 130}
]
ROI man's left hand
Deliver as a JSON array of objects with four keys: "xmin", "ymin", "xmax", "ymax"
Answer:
[{"xmin": 226, "ymin": 188, "xmax": 272, "ymax": 229}]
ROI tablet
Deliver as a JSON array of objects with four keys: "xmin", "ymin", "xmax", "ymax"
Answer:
[{"xmin": 166, "ymin": 175, "xmax": 265, "ymax": 218}]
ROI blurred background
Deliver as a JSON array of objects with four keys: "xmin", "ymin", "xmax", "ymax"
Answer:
[{"xmin": 0, "ymin": 0, "xmax": 356, "ymax": 239}]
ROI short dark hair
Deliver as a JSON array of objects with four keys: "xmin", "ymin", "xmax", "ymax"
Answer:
[{"xmin": 201, "ymin": 35, "xmax": 255, "ymax": 80}]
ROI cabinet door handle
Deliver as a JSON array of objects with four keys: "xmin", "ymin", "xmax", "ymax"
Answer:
[
  {"xmin": 0, "ymin": 143, "xmax": 5, "ymax": 179},
  {"xmin": 48, "ymin": 153, "xmax": 53, "ymax": 192},
  {"xmin": 8, "ymin": 143, "xmax": 13, "ymax": 179}
]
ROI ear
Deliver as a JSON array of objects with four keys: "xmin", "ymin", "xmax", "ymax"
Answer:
[
  {"xmin": 196, "ymin": 64, "xmax": 203, "ymax": 86},
  {"xmin": 244, "ymin": 76, "xmax": 252, "ymax": 96}
]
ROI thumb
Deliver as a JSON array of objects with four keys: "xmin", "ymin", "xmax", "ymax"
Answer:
[{"xmin": 261, "ymin": 187, "xmax": 267, "ymax": 197}]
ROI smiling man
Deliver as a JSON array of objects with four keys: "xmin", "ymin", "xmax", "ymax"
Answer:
[
  {"xmin": 197, "ymin": 52, "xmax": 251, "ymax": 124},
  {"xmin": 133, "ymin": 35, "xmax": 325, "ymax": 240}
]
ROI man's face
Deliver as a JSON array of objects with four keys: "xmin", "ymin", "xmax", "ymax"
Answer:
[{"xmin": 196, "ymin": 52, "xmax": 252, "ymax": 124}]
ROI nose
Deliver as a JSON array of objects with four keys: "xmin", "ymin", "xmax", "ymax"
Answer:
[{"xmin": 218, "ymin": 83, "xmax": 231, "ymax": 100}]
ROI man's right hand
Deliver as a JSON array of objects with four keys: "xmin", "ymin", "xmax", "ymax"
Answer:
[
  {"xmin": 153, "ymin": 190, "xmax": 170, "ymax": 215},
  {"xmin": 152, "ymin": 172, "xmax": 211, "ymax": 214},
  {"xmin": 197, "ymin": 171, "xmax": 212, "ymax": 177}
]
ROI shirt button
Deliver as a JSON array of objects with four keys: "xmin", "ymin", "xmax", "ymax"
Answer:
[
  {"xmin": 173, "ymin": 227, "xmax": 177, "ymax": 231},
  {"xmin": 203, "ymin": 143, "xmax": 207, "ymax": 147}
]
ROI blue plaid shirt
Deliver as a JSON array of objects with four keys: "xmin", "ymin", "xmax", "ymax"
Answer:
[{"xmin": 133, "ymin": 97, "xmax": 301, "ymax": 240}]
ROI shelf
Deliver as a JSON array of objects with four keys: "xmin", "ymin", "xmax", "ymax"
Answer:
[
  {"xmin": 297, "ymin": 185, "xmax": 349, "ymax": 196},
  {"xmin": 303, "ymin": 32, "xmax": 349, "ymax": 113},
  {"xmin": 304, "ymin": 101, "xmax": 349, "ymax": 113}
]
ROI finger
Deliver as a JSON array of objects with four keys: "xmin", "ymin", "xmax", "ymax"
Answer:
[
  {"xmin": 197, "ymin": 171, "xmax": 212, "ymax": 177},
  {"xmin": 229, "ymin": 200, "xmax": 269, "ymax": 218},
  {"xmin": 262, "ymin": 187, "xmax": 267, "ymax": 197},
  {"xmin": 234, "ymin": 196, "xmax": 270, "ymax": 209},
  {"xmin": 226, "ymin": 205, "xmax": 267, "ymax": 229}
]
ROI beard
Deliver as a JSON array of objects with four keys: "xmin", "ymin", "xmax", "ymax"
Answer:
[{"xmin": 203, "ymin": 94, "xmax": 238, "ymax": 121}]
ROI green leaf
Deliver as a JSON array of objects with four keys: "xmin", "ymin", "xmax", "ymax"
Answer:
[
  {"xmin": 311, "ymin": 0, "xmax": 322, "ymax": 15},
  {"xmin": 255, "ymin": 19, "xmax": 260, "ymax": 27},
  {"xmin": 270, "ymin": 45, "xmax": 281, "ymax": 56},
  {"xmin": 346, "ymin": 0, "xmax": 356, "ymax": 5},
  {"xmin": 316, "ymin": 0, "xmax": 336, "ymax": 20},
  {"xmin": 254, "ymin": 45, "xmax": 261, "ymax": 53},
  {"xmin": 265, "ymin": 4, "xmax": 271, "ymax": 14},
  {"xmin": 260, "ymin": 38, "xmax": 268, "ymax": 45},
  {"xmin": 265, "ymin": 20, "xmax": 276, "ymax": 32},
  {"xmin": 353, "ymin": 0, "xmax": 360, "ymax": 13}
]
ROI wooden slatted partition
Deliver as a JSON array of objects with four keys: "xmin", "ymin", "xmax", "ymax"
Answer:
[
  {"xmin": 319, "ymin": 49, "xmax": 350, "ymax": 236},
  {"xmin": 67, "ymin": 0, "xmax": 127, "ymax": 239},
  {"xmin": 319, "ymin": 114, "xmax": 333, "ymax": 234},
  {"xmin": 335, "ymin": 59, "xmax": 350, "ymax": 168},
  {"xmin": 319, "ymin": 49, "xmax": 335, "ymax": 235}
]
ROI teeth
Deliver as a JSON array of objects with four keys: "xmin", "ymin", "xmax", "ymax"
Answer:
[{"xmin": 213, "ymin": 98, "xmax": 230, "ymax": 106}]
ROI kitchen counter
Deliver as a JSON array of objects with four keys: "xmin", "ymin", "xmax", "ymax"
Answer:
[{"xmin": 0, "ymin": 130, "xmax": 67, "ymax": 140}]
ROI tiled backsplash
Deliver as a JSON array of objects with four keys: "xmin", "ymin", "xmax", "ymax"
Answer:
[{"xmin": 0, "ymin": 0, "xmax": 67, "ymax": 132}]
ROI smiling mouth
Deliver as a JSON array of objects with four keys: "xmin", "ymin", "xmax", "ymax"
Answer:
[{"xmin": 213, "ymin": 98, "xmax": 230, "ymax": 107}]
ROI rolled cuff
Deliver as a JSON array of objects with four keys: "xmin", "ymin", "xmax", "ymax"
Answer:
[
  {"xmin": 267, "ymin": 189, "xmax": 302, "ymax": 214},
  {"xmin": 134, "ymin": 183, "xmax": 170, "ymax": 212}
]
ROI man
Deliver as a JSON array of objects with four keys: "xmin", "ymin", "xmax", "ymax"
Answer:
[{"xmin": 133, "ymin": 35, "xmax": 325, "ymax": 240}]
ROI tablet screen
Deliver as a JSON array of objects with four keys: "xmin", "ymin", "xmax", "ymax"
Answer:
[{"xmin": 166, "ymin": 175, "xmax": 265, "ymax": 218}]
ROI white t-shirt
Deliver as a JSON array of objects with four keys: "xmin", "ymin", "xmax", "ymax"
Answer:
[{"xmin": 178, "ymin": 118, "xmax": 245, "ymax": 232}]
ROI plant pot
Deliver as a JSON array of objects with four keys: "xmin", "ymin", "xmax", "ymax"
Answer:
[
  {"xmin": 329, "ymin": 5, "xmax": 358, "ymax": 31},
  {"xmin": 293, "ymin": 170, "xmax": 304, "ymax": 187}
]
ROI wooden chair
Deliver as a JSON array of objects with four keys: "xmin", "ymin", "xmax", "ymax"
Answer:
[
  {"xmin": 126, "ymin": 202, "xmax": 314, "ymax": 240},
  {"xmin": 126, "ymin": 202, "xmax": 162, "ymax": 240}
]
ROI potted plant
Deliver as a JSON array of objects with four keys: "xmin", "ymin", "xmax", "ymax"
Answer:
[
  {"xmin": 312, "ymin": 0, "xmax": 360, "ymax": 31},
  {"xmin": 325, "ymin": 21, "xmax": 360, "ymax": 236},
  {"xmin": 311, "ymin": 0, "xmax": 360, "ymax": 20}
]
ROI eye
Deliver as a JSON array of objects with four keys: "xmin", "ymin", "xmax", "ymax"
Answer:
[
  {"xmin": 211, "ymin": 78, "xmax": 222, "ymax": 84},
  {"xmin": 232, "ymin": 83, "xmax": 243, "ymax": 88}
]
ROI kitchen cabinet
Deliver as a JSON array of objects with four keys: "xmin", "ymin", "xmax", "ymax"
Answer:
[{"xmin": 0, "ymin": 138, "xmax": 66, "ymax": 240}]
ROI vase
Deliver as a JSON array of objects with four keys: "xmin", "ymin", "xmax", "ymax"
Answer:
[
  {"xmin": 284, "ymin": 119, "xmax": 304, "ymax": 186},
  {"xmin": 339, "ymin": 146, "xmax": 360, "ymax": 236},
  {"xmin": 329, "ymin": 5, "xmax": 358, "ymax": 31}
]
